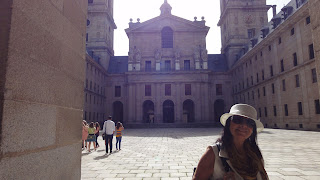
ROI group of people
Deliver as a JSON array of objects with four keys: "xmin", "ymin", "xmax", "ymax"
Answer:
[
  {"xmin": 82, "ymin": 116, "xmax": 124, "ymax": 154},
  {"xmin": 82, "ymin": 121, "xmax": 100, "ymax": 152},
  {"xmin": 83, "ymin": 104, "xmax": 269, "ymax": 179}
]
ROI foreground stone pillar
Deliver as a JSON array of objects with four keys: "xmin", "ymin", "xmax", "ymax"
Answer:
[{"xmin": 0, "ymin": 0, "xmax": 87, "ymax": 179}]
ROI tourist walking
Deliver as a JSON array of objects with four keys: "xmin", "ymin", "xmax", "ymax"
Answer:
[
  {"xmin": 82, "ymin": 120, "xmax": 89, "ymax": 150},
  {"xmin": 102, "ymin": 116, "xmax": 115, "ymax": 154},
  {"xmin": 95, "ymin": 122, "xmax": 100, "ymax": 148},
  {"xmin": 116, "ymin": 122, "xmax": 124, "ymax": 150},
  {"xmin": 193, "ymin": 104, "xmax": 269, "ymax": 180},
  {"xmin": 87, "ymin": 122, "xmax": 97, "ymax": 152}
]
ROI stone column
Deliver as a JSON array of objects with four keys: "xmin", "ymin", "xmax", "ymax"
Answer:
[{"xmin": 0, "ymin": 0, "xmax": 87, "ymax": 179}]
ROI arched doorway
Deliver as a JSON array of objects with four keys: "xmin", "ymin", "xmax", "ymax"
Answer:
[
  {"xmin": 163, "ymin": 100, "xmax": 174, "ymax": 123},
  {"xmin": 113, "ymin": 101, "xmax": 123, "ymax": 123},
  {"xmin": 183, "ymin": 99, "xmax": 195, "ymax": 123},
  {"xmin": 214, "ymin": 99, "xmax": 225, "ymax": 123},
  {"xmin": 143, "ymin": 100, "xmax": 154, "ymax": 123}
]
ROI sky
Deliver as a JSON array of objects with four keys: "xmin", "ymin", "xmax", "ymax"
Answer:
[{"xmin": 113, "ymin": 0, "xmax": 291, "ymax": 56}]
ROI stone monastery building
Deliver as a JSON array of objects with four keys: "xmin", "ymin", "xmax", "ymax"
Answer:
[{"xmin": 85, "ymin": 0, "xmax": 320, "ymax": 131}]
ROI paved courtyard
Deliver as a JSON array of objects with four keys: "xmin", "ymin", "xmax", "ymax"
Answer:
[{"xmin": 81, "ymin": 128, "xmax": 320, "ymax": 180}]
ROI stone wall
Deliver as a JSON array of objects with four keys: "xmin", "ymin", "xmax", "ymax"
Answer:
[{"xmin": 0, "ymin": 0, "xmax": 87, "ymax": 179}]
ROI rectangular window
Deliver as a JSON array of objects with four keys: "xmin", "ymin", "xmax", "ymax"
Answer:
[
  {"xmin": 264, "ymin": 107, "xmax": 268, "ymax": 117},
  {"xmin": 145, "ymin": 61, "xmax": 151, "ymax": 72},
  {"xmin": 268, "ymin": 45, "xmax": 271, "ymax": 51},
  {"xmin": 258, "ymin": 88, "xmax": 260, "ymax": 98},
  {"xmin": 270, "ymin": 65, "xmax": 274, "ymax": 77},
  {"xmin": 259, "ymin": 108, "xmax": 262, "ymax": 117},
  {"xmin": 184, "ymin": 60, "xmax": 190, "ymax": 70},
  {"xmin": 315, "ymin": 99, "xmax": 320, "ymax": 114},
  {"xmin": 312, "ymin": 68, "xmax": 317, "ymax": 83},
  {"xmin": 293, "ymin": 53, "xmax": 298, "ymax": 66},
  {"xmin": 263, "ymin": 86, "xmax": 266, "ymax": 96},
  {"xmin": 115, "ymin": 86, "xmax": 121, "ymax": 97},
  {"xmin": 165, "ymin": 84, "xmax": 171, "ymax": 96},
  {"xmin": 248, "ymin": 29, "xmax": 255, "ymax": 38},
  {"xmin": 216, "ymin": 84, "xmax": 223, "ymax": 95},
  {"xmin": 247, "ymin": 92, "xmax": 250, "ymax": 100},
  {"xmin": 262, "ymin": 70, "xmax": 265, "ymax": 81},
  {"xmin": 298, "ymin": 102, "xmax": 303, "ymax": 115},
  {"xmin": 306, "ymin": 16, "xmax": 311, "ymax": 24},
  {"xmin": 273, "ymin": 106, "xmax": 277, "ymax": 116},
  {"xmin": 284, "ymin": 104, "xmax": 289, "ymax": 116},
  {"xmin": 256, "ymin": 73, "xmax": 259, "ymax": 83},
  {"xmin": 291, "ymin": 28, "xmax": 295, "ymax": 35},
  {"xmin": 295, "ymin": 74, "xmax": 300, "ymax": 87},
  {"xmin": 278, "ymin": 37, "xmax": 282, "ymax": 44},
  {"xmin": 165, "ymin": 60, "xmax": 171, "ymax": 71},
  {"xmin": 86, "ymin": 79, "xmax": 88, "ymax": 89},
  {"xmin": 84, "ymin": 111, "xmax": 87, "ymax": 120},
  {"xmin": 282, "ymin": 79, "xmax": 286, "ymax": 91},
  {"xmin": 309, "ymin": 44, "xmax": 315, "ymax": 59},
  {"xmin": 145, "ymin": 85, "xmax": 151, "ymax": 96},
  {"xmin": 185, "ymin": 84, "xmax": 191, "ymax": 95},
  {"xmin": 272, "ymin": 83, "xmax": 275, "ymax": 94},
  {"xmin": 86, "ymin": 33, "xmax": 88, "ymax": 41},
  {"xmin": 280, "ymin": 59, "xmax": 284, "ymax": 72}
]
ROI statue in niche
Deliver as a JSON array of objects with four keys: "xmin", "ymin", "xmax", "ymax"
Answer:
[
  {"xmin": 154, "ymin": 49, "xmax": 162, "ymax": 60},
  {"xmin": 134, "ymin": 47, "xmax": 141, "ymax": 62},
  {"xmin": 128, "ymin": 48, "xmax": 134, "ymax": 62},
  {"xmin": 174, "ymin": 47, "xmax": 181, "ymax": 60},
  {"xmin": 194, "ymin": 46, "xmax": 200, "ymax": 61},
  {"xmin": 201, "ymin": 46, "xmax": 208, "ymax": 61}
]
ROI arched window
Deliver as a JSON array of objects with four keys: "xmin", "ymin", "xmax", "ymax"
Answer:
[{"xmin": 161, "ymin": 27, "xmax": 173, "ymax": 48}]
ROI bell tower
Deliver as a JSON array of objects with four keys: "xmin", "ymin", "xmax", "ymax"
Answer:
[{"xmin": 218, "ymin": 0, "xmax": 270, "ymax": 68}]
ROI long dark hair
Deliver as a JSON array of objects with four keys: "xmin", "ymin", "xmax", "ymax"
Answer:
[
  {"xmin": 216, "ymin": 117, "xmax": 263, "ymax": 159},
  {"xmin": 116, "ymin": 122, "xmax": 121, "ymax": 130}
]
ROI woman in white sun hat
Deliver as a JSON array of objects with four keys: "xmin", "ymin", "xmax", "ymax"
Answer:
[{"xmin": 193, "ymin": 104, "xmax": 269, "ymax": 180}]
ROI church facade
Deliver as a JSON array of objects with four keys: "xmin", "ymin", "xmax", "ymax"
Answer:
[{"xmin": 85, "ymin": 0, "xmax": 320, "ymax": 130}]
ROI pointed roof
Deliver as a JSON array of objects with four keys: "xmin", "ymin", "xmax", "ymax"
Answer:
[{"xmin": 160, "ymin": 0, "xmax": 172, "ymax": 16}]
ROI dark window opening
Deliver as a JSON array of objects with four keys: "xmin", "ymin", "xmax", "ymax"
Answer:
[
  {"xmin": 185, "ymin": 84, "xmax": 191, "ymax": 95},
  {"xmin": 145, "ymin": 85, "xmax": 151, "ymax": 96},
  {"xmin": 293, "ymin": 53, "xmax": 298, "ymax": 66},
  {"xmin": 284, "ymin": 104, "xmax": 289, "ymax": 116},
  {"xmin": 272, "ymin": 83, "xmax": 275, "ymax": 94},
  {"xmin": 315, "ymin": 99, "xmax": 320, "ymax": 114},
  {"xmin": 280, "ymin": 59, "xmax": 284, "ymax": 72},
  {"xmin": 165, "ymin": 60, "xmax": 171, "ymax": 71},
  {"xmin": 273, "ymin": 106, "xmax": 277, "ymax": 116},
  {"xmin": 184, "ymin": 60, "xmax": 190, "ymax": 70},
  {"xmin": 270, "ymin": 65, "xmax": 274, "ymax": 77},
  {"xmin": 312, "ymin": 68, "xmax": 317, "ymax": 83},
  {"xmin": 216, "ymin": 84, "xmax": 223, "ymax": 95},
  {"xmin": 282, "ymin": 79, "xmax": 286, "ymax": 91},
  {"xmin": 309, "ymin": 44, "xmax": 315, "ymax": 59},
  {"xmin": 298, "ymin": 102, "xmax": 303, "ymax": 115},
  {"xmin": 291, "ymin": 28, "xmax": 295, "ymax": 36},
  {"xmin": 165, "ymin": 84, "xmax": 171, "ymax": 96},
  {"xmin": 115, "ymin": 86, "xmax": 121, "ymax": 97},
  {"xmin": 161, "ymin": 27, "xmax": 173, "ymax": 48},
  {"xmin": 295, "ymin": 74, "xmax": 300, "ymax": 87},
  {"xmin": 299, "ymin": 124, "xmax": 303, "ymax": 128},
  {"xmin": 306, "ymin": 16, "xmax": 311, "ymax": 24},
  {"xmin": 145, "ymin": 61, "xmax": 151, "ymax": 72}
]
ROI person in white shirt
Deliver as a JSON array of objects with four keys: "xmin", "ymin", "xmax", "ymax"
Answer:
[{"xmin": 102, "ymin": 116, "xmax": 115, "ymax": 154}]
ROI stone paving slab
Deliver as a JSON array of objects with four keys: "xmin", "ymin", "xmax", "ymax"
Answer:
[{"xmin": 81, "ymin": 128, "xmax": 320, "ymax": 179}]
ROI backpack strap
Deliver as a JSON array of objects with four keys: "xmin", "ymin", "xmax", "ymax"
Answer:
[{"xmin": 216, "ymin": 143, "xmax": 231, "ymax": 172}]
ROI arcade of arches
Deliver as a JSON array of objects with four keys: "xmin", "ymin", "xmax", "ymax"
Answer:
[{"xmin": 112, "ymin": 99, "xmax": 225, "ymax": 124}]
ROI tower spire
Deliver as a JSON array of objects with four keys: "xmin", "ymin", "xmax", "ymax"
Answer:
[{"xmin": 160, "ymin": 0, "xmax": 172, "ymax": 16}]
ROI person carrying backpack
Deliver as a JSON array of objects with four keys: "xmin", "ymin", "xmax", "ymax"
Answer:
[{"xmin": 193, "ymin": 104, "xmax": 269, "ymax": 180}]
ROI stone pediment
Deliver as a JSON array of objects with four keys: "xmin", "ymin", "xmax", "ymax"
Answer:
[{"xmin": 125, "ymin": 15, "xmax": 209, "ymax": 34}]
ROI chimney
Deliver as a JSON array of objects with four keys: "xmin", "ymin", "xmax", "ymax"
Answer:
[{"xmin": 272, "ymin": 5, "xmax": 277, "ymax": 17}]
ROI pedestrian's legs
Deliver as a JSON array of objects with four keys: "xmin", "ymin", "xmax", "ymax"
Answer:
[
  {"xmin": 119, "ymin": 137, "xmax": 122, "ymax": 150},
  {"xmin": 107, "ymin": 134, "xmax": 113, "ymax": 153},
  {"xmin": 116, "ymin": 137, "xmax": 119, "ymax": 150},
  {"xmin": 95, "ymin": 135, "xmax": 99, "ymax": 147},
  {"xmin": 105, "ymin": 136, "xmax": 108, "ymax": 153}
]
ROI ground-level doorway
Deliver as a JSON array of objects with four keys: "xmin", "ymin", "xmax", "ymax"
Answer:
[{"xmin": 163, "ymin": 100, "xmax": 174, "ymax": 123}]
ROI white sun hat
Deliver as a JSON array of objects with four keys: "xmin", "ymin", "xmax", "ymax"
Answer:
[{"xmin": 220, "ymin": 104, "xmax": 264, "ymax": 133}]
